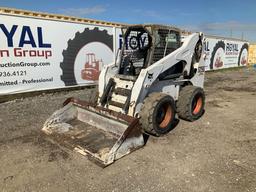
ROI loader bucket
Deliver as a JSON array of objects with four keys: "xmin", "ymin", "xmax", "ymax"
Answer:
[{"xmin": 42, "ymin": 98, "xmax": 144, "ymax": 167}]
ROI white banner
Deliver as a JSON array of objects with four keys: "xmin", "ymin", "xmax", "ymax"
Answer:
[
  {"xmin": 0, "ymin": 14, "xmax": 121, "ymax": 95},
  {"xmin": 204, "ymin": 36, "xmax": 249, "ymax": 71}
]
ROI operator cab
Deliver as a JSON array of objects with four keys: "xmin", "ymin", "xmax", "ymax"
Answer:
[
  {"xmin": 119, "ymin": 26, "xmax": 152, "ymax": 76},
  {"xmin": 119, "ymin": 24, "xmax": 182, "ymax": 77}
]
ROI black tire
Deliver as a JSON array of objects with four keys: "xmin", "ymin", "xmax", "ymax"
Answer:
[
  {"xmin": 177, "ymin": 86, "xmax": 205, "ymax": 121},
  {"xmin": 140, "ymin": 93, "xmax": 176, "ymax": 136},
  {"xmin": 238, "ymin": 43, "xmax": 248, "ymax": 66},
  {"xmin": 60, "ymin": 27, "xmax": 113, "ymax": 86},
  {"xmin": 210, "ymin": 41, "xmax": 225, "ymax": 70}
]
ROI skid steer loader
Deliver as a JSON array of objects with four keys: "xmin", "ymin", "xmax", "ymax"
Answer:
[{"xmin": 42, "ymin": 24, "xmax": 206, "ymax": 167}]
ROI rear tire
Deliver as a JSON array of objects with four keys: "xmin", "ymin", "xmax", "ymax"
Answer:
[
  {"xmin": 177, "ymin": 86, "xmax": 205, "ymax": 121},
  {"xmin": 140, "ymin": 93, "xmax": 176, "ymax": 136}
]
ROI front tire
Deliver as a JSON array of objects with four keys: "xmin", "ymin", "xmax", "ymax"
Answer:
[{"xmin": 140, "ymin": 93, "xmax": 176, "ymax": 136}]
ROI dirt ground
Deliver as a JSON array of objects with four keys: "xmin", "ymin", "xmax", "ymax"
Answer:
[{"xmin": 0, "ymin": 67, "xmax": 255, "ymax": 192}]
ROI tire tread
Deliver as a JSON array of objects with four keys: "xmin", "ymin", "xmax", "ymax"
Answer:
[{"xmin": 177, "ymin": 86, "xmax": 205, "ymax": 121}]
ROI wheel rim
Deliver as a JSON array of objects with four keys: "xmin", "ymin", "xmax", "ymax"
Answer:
[
  {"xmin": 156, "ymin": 103, "xmax": 172, "ymax": 128},
  {"xmin": 192, "ymin": 95, "xmax": 203, "ymax": 115}
]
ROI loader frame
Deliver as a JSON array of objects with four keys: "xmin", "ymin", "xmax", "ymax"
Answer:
[
  {"xmin": 98, "ymin": 24, "xmax": 205, "ymax": 117},
  {"xmin": 42, "ymin": 24, "xmax": 205, "ymax": 167}
]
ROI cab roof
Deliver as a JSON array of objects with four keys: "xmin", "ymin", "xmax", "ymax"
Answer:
[{"xmin": 123, "ymin": 24, "xmax": 181, "ymax": 33}]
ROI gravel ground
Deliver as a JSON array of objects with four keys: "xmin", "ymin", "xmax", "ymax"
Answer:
[{"xmin": 0, "ymin": 67, "xmax": 255, "ymax": 192}]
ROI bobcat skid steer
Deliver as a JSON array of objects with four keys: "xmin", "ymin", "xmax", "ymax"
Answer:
[{"xmin": 42, "ymin": 24, "xmax": 206, "ymax": 167}]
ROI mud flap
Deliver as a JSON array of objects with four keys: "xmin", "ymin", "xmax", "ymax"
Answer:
[{"xmin": 42, "ymin": 98, "xmax": 144, "ymax": 167}]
